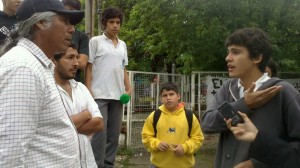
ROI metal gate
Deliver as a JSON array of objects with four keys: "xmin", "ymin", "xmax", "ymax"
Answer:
[{"xmin": 125, "ymin": 71, "xmax": 189, "ymax": 148}]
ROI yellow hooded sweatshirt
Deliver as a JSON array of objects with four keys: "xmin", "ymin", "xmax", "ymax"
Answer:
[{"xmin": 142, "ymin": 103, "xmax": 204, "ymax": 168}]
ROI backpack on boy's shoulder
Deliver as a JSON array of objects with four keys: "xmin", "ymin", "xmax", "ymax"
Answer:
[{"xmin": 152, "ymin": 108, "xmax": 194, "ymax": 138}]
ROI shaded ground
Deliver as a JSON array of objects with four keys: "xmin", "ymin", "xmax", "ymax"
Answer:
[{"xmin": 116, "ymin": 134, "xmax": 218, "ymax": 168}]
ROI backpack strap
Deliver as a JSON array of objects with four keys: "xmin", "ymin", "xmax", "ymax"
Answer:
[
  {"xmin": 185, "ymin": 109, "xmax": 193, "ymax": 138},
  {"xmin": 153, "ymin": 108, "xmax": 194, "ymax": 138},
  {"xmin": 153, "ymin": 109, "xmax": 162, "ymax": 137}
]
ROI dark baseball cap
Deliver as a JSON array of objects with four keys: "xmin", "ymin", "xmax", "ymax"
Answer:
[{"xmin": 16, "ymin": 0, "xmax": 84, "ymax": 25}]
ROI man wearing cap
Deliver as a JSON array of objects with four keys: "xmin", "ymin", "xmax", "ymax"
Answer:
[{"xmin": 0, "ymin": 0, "xmax": 84, "ymax": 167}]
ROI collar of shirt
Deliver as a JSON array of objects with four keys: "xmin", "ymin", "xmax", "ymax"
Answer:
[
  {"xmin": 18, "ymin": 38, "xmax": 53, "ymax": 69},
  {"xmin": 56, "ymin": 79, "xmax": 78, "ymax": 98},
  {"xmin": 102, "ymin": 33, "xmax": 120, "ymax": 47},
  {"xmin": 69, "ymin": 79, "xmax": 78, "ymax": 89},
  {"xmin": 238, "ymin": 73, "xmax": 270, "ymax": 97}
]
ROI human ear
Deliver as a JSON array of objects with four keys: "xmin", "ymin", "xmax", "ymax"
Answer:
[
  {"xmin": 177, "ymin": 94, "xmax": 181, "ymax": 101},
  {"xmin": 35, "ymin": 21, "xmax": 49, "ymax": 30},
  {"xmin": 253, "ymin": 54, "xmax": 262, "ymax": 64},
  {"xmin": 35, "ymin": 21, "xmax": 45, "ymax": 30}
]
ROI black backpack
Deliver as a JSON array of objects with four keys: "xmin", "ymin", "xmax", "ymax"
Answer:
[{"xmin": 153, "ymin": 108, "xmax": 193, "ymax": 138}]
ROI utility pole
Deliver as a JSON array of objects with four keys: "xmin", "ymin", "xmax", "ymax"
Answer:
[
  {"xmin": 85, "ymin": 0, "xmax": 92, "ymax": 38},
  {"xmin": 97, "ymin": 0, "xmax": 102, "ymax": 35}
]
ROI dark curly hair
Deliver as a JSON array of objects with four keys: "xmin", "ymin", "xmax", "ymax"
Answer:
[
  {"xmin": 225, "ymin": 28, "xmax": 272, "ymax": 73},
  {"xmin": 101, "ymin": 7, "xmax": 124, "ymax": 30}
]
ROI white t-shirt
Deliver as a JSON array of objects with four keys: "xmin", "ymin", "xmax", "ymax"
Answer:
[
  {"xmin": 58, "ymin": 79, "xmax": 102, "ymax": 168},
  {"xmin": 88, "ymin": 34, "xmax": 128, "ymax": 100}
]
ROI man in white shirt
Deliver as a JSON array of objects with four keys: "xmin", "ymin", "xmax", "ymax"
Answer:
[
  {"xmin": 86, "ymin": 7, "xmax": 131, "ymax": 168},
  {"xmin": 53, "ymin": 43, "xmax": 104, "ymax": 168},
  {"xmin": 0, "ymin": 0, "xmax": 84, "ymax": 167}
]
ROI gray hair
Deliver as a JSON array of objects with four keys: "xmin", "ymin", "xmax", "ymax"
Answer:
[{"xmin": 0, "ymin": 11, "xmax": 57, "ymax": 56}]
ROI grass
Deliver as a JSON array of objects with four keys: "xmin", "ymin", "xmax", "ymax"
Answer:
[
  {"xmin": 196, "ymin": 142, "xmax": 217, "ymax": 167},
  {"xmin": 116, "ymin": 146, "xmax": 135, "ymax": 167}
]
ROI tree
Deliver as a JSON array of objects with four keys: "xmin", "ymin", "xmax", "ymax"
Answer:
[{"xmin": 91, "ymin": 0, "xmax": 300, "ymax": 73}]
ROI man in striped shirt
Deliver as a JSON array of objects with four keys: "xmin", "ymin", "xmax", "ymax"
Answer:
[{"xmin": 0, "ymin": 0, "xmax": 84, "ymax": 167}]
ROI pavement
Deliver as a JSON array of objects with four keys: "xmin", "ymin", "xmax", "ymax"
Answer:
[
  {"xmin": 116, "ymin": 134, "xmax": 218, "ymax": 168},
  {"xmin": 129, "ymin": 154, "xmax": 209, "ymax": 168},
  {"xmin": 129, "ymin": 152, "xmax": 150, "ymax": 168},
  {"xmin": 123, "ymin": 151, "xmax": 213, "ymax": 168}
]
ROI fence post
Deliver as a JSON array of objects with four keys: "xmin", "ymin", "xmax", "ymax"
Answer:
[{"xmin": 126, "ymin": 71, "xmax": 133, "ymax": 147}]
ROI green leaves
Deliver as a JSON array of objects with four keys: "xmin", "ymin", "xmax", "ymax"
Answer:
[{"xmin": 98, "ymin": 0, "xmax": 300, "ymax": 73}]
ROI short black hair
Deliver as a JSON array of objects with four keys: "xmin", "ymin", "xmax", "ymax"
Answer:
[
  {"xmin": 54, "ymin": 41, "xmax": 78, "ymax": 61},
  {"xmin": 159, "ymin": 82, "xmax": 179, "ymax": 95},
  {"xmin": 225, "ymin": 28, "xmax": 272, "ymax": 73},
  {"xmin": 62, "ymin": 0, "xmax": 81, "ymax": 10},
  {"xmin": 101, "ymin": 7, "xmax": 124, "ymax": 29}
]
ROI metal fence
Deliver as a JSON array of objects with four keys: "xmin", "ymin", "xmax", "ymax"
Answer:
[
  {"xmin": 191, "ymin": 71, "xmax": 229, "ymax": 119},
  {"xmin": 124, "ymin": 71, "xmax": 300, "ymax": 148},
  {"xmin": 125, "ymin": 71, "xmax": 188, "ymax": 148}
]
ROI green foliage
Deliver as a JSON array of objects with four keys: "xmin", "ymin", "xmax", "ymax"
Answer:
[
  {"xmin": 76, "ymin": 0, "xmax": 86, "ymax": 31},
  {"xmin": 116, "ymin": 146, "xmax": 135, "ymax": 167},
  {"xmin": 95, "ymin": 0, "xmax": 300, "ymax": 73}
]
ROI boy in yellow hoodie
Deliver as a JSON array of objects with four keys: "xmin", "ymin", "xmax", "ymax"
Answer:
[{"xmin": 142, "ymin": 82, "xmax": 204, "ymax": 168}]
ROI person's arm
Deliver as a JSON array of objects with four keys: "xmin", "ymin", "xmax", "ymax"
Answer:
[
  {"xmin": 249, "ymin": 131, "xmax": 300, "ymax": 168},
  {"xmin": 231, "ymin": 83, "xmax": 281, "ymax": 117},
  {"xmin": 243, "ymin": 82, "xmax": 282, "ymax": 109},
  {"xmin": 141, "ymin": 112, "xmax": 162, "ymax": 152},
  {"xmin": 77, "ymin": 53, "xmax": 88, "ymax": 70},
  {"xmin": 180, "ymin": 115, "xmax": 204, "ymax": 155},
  {"xmin": 0, "ymin": 67, "xmax": 40, "ymax": 167},
  {"xmin": 77, "ymin": 31, "xmax": 89, "ymax": 71},
  {"xmin": 201, "ymin": 80, "xmax": 234, "ymax": 134},
  {"xmin": 124, "ymin": 67, "xmax": 131, "ymax": 95},
  {"xmin": 77, "ymin": 117, "xmax": 103, "ymax": 135},
  {"xmin": 70, "ymin": 110, "xmax": 92, "ymax": 129},
  {"xmin": 85, "ymin": 62, "xmax": 93, "ymax": 94},
  {"xmin": 85, "ymin": 37, "xmax": 96, "ymax": 94},
  {"xmin": 77, "ymin": 83, "xmax": 103, "ymax": 135}
]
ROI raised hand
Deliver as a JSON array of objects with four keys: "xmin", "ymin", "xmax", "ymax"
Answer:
[{"xmin": 244, "ymin": 82, "xmax": 282, "ymax": 109}]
